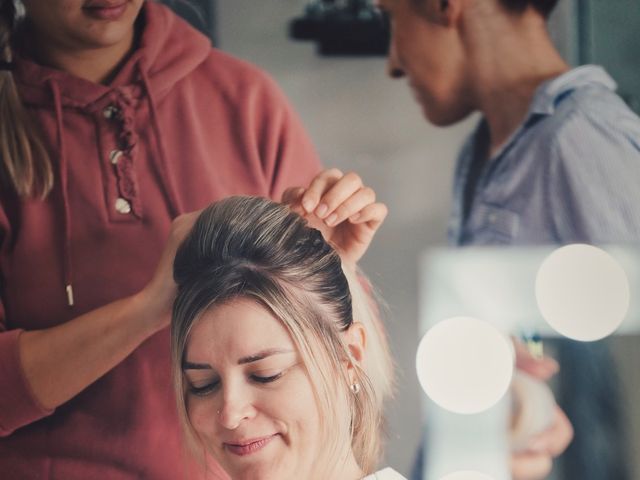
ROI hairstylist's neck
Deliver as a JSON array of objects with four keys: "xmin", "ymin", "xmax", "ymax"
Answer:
[{"xmin": 21, "ymin": 21, "xmax": 136, "ymax": 85}]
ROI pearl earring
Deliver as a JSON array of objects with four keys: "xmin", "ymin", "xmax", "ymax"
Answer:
[{"xmin": 351, "ymin": 383, "xmax": 361, "ymax": 395}]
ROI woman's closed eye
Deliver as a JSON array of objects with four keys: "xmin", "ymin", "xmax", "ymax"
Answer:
[
  {"xmin": 188, "ymin": 378, "xmax": 220, "ymax": 396},
  {"xmin": 251, "ymin": 372, "xmax": 284, "ymax": 384},
  {"xmin": 187, "ymin": 370, "xmax": 286, "ymax": 396}
]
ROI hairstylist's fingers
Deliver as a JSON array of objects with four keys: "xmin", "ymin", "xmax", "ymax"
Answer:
[
  {"xmin": 314, "ymin": 171, "xmax": 364, "ymax": 220},
  {"xmin": 349, "ymin": 202, "xmax": 388, "ymax": 231},
  {"xmin": 281, "ymin": 187, "xmax": 306, "ymax": 215},
  {"xmin": 511, "ymin": 451, "xmax": 553, "ymax": 480},
  {"xmin": 299, "ymin": 168, "xmax": 343, "ymax": 214},
  {"xmin": 281, "ymin": 186, "xmax": 304, "ymax": 205},
  {"xmin": 324, "ymin": 186, "xmax": 375, "ymax": 227},
  {"xmin": 513, "ymin": 338, "xmax": 559, "ymax": 381},
  {"xmin": 169, "ymin": 210, "xmax": 201, "ymax": 245},
  {"xmin": 526, "ymin": 406, "xmax": 574, "ymax": 457}
]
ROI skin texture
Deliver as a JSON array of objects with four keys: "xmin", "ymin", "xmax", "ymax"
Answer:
[
  {"xmin": 282, "ymin": 169, "xmax": 388, "ymax": 268},
  {"xmin": 183, "ymin": 299, "xmax": 364, "ymax": 480},
  {"xmin": 379, "ymin": 0, "xmax": 568, "ymax": 154},
  {"xmin": 21, "ymin": 0, "xmax": 144, "ymax": 83},
  {"xmin": 381, "ymin": 0, "xmax": 473, "ymax": 126}
]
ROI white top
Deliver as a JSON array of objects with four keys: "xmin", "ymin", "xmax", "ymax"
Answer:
[{"xmin": 363, "ymin": 468, "xmax": 407, "ymax": 479}]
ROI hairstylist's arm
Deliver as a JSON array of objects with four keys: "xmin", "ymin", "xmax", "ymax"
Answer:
[
  {"xmin": 18, "ymin": 212, "xmax": 199, "ymax": 413},
  {"xmin": 282, "ymin": 168, "xmax": 387, "ymax": 267}
]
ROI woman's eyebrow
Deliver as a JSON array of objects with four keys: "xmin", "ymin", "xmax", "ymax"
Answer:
[
  {"xmin": 182, "ymin": 361, "xmax": 211, "ymax": 370},
  {"xmin": 182, "ymin": 349, "xmax": 295, "ymax": 370},
  {"xmin": 237, "ymin": 348, "xmax": 294, "ymax": 365}
]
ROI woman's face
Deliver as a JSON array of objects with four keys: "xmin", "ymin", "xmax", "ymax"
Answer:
[
  {"xmin": 183, "ymin": 298, "xmax": 324, "ymax": 480},
  {"xmin": 22, "ymin": 0, "xmax": 144, "ymax": 51}
]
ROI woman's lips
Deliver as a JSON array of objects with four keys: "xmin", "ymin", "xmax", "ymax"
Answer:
[
  {"xmin": 82, "ymin": 1, "xmax": 128, "ymax": 21},
  {"xmin": 224, "ymin": 435, "xmax": 276, "ymax": 456}
]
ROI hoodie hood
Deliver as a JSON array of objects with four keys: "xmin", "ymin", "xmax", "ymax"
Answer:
[{"xmin": 15, "ymin": 1, "xmax": 211, "ymax": 109}]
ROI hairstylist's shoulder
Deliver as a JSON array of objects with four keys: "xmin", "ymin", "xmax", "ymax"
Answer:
[{"xmin": 199, "ymin": 49, "xmax": 290, "ymax": 108}]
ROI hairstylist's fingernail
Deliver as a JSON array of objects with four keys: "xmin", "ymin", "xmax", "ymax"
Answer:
[
  {"xmin": 316, "ymin": 203, "xmax": 328, "ymax": 218},
  {"xmin": 350, "ymin": 213, "xmax": 360, "ymax": 222},
  {"xmin": 302, "ymin": 198, "xmax": 314, "ymax": 213},
  {"xmin": 325, "ymin": 213, "xmax": 337, "ymax": 226}
]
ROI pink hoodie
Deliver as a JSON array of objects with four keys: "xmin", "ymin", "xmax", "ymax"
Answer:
[{"xmin": 0, "ymin": 2, "xmax": 320, "ymax": 478}]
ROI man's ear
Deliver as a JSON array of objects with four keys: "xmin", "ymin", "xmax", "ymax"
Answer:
[{"xmin": 421, "ymin": 0, "xmax": 462, "ymax": 27}]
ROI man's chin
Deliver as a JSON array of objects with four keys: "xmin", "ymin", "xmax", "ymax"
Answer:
[{"xmin": 421, "ymin": 102, "xmax": 473, "ymax": 127}]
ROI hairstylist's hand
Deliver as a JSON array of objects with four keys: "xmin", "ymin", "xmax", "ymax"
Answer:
[
  {"xmin": 135, "ymin": 211, "xmax": 201, "ymax": 332},
  {"xmin": 511, "ymin": 340, "xmax": 574, "ymax": 480},
  {"xmin": 282, "ymin": 169, "xmax": 387, "ymax": 267}
]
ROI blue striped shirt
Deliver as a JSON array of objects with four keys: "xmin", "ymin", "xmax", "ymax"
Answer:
[{"xmin": 449, "ymin": 65, "xmax": 640, "ymax": 246}]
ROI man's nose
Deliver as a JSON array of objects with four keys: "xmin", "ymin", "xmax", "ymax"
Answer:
[{"xmin": 386, "ymin": 41, "xmax": 405, "ymax": 78}]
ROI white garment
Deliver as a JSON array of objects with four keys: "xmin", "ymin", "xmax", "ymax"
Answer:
[{"xmin": 363, "ymin": 467, "xmax": 407, "ymax": 479}]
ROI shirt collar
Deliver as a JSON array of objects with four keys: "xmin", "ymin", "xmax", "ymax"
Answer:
[{"xmin": 528, "ymin": 64, "xmax": 617, "ymax": 116}]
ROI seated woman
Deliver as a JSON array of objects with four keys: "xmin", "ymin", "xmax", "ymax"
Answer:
[{"xmin": 170, "ymin": 195, "xmax": 403, "ymax": 479}]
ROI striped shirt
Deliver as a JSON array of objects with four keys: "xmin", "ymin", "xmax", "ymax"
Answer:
[{"xmin": 449, "ymin": 65, "xmax": 640, "ymax": 246}]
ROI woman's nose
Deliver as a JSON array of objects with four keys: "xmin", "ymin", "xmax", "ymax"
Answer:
[{"xmin": 217, "ymin": 385, "xmax": 256, "ymax": 430}]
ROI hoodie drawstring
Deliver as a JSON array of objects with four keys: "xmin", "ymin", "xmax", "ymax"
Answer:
[
  {"xmin": 139, "ymin": 63, "xmax": 182, "ymax": 218},
  {"xmin": 49, "ymin": 79, "xmax": 74, "ymax": 307},
  {"xmin": 46, "ymin": 64, "xmax": 182, "ymax": 307}
]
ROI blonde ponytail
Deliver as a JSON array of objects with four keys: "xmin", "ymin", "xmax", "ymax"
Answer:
[{"xmin": 0, "ymin": 0, "xmax": 52, "ymax": 198}]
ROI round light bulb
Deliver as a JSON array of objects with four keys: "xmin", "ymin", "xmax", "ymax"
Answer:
[
  {"xmin": 535, "ymin": 244, "xmax": 629, "ymax": 341},
  {"xmin": 416, "ymin": 316, "xmax": 514, "ymax": 414},
  {"xmin": 439, "ymin": 471, "xmax": 495, "ymax": 480}
]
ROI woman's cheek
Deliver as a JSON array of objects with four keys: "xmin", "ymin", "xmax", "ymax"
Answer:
[{"xmin": 187, "ymin": 397, "xmax": 217, "ymax": 439}]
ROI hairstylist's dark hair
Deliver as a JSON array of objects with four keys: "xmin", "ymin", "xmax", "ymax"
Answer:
[
  {"xmin": 171, "ymin": 196, "xmax": 393, "ymax": 475},
  {"xmin": 0, "ymin": 0, "xmax": 52, "ymax": 198},
  {"xmin": 498, "ymin": 0, "xmax": 559, "ymax": 18}
]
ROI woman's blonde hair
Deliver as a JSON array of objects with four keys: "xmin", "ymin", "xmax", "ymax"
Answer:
[
  {"xmin": 0, "ymin": 0, "xmax": 52, "ymax": 198},
  {"xmin": 171, "ymin": 196, "xmax": 394, "ymax": 475}
]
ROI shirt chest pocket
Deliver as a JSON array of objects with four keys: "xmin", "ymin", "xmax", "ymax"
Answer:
[{"xmin": 467, "ymin": 203, "xmax": 520, "ymax": 244}]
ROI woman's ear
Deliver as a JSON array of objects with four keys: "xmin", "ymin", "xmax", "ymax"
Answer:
[{"xmin": 345, "ymin": 322, "xmax": 367, "ymax": 370}]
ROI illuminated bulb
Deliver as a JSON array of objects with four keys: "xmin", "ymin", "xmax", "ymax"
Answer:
[
  {"xmin": 535, "ymin": 244, "xmax": 629, "ymax": 341},
  {"xmin": 416, "ymin": 316, "xmax": 514, "ymax": 414},
  {"xmin": 439, "ymin": 471, "xmax": 495, "ymax": 480}
]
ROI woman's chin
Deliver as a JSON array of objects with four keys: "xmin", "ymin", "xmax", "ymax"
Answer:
[{"xmin": 225, "ymin": 464, "xmax": 287, "ymax": 480}]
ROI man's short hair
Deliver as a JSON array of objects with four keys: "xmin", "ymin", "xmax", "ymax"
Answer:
[{"xmin": 499, "ymin": 0, "xmax": 560, "ymax": 18}]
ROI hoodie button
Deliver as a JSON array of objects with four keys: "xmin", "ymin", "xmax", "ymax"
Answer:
[
  {"xmin": 103, "ymin": 105, "xmax": 119, "ymax": 119},
  {"xmin": 109, "ymin": 149, "xmax": 123, "ymax": 165},
  {"xmin": 115, "ymin": 198, "xmax": 132, "ymax": 214}
]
